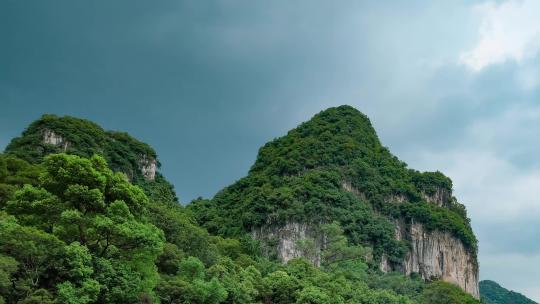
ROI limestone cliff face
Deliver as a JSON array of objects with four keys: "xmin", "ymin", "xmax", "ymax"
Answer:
[
  {"xmin": 253, "ymin": 183, "xmax": 479, "ymax": 299},
  {"xmin": 252, "ymin": 222, "xmax": 324, "ymax": 266},
  {"xmin": 41, "ymin": 129, "xmax": 157, "ymax": 181},
  {"xmin": 255, "ymin": 218, "xmax": 479, "ymax": 299},
  {"xmin": 422, "ymin": 188, "xmax": 451, "ymax": 207},
  {"xmin": 138, "ymin": 155, "xmax": 157, "ymax": 181},
  {"xmin": 382, "ymin": 220, "xmax": 479, "ymax": 298},
  {"xmin": 42, "ymin": 129, "xmax": 69, "ymax": 151},
  {"xmin": 363, "ymin": 184, "xmax": 478, "ymax": 298}
]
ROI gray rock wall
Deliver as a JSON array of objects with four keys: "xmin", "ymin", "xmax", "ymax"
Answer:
[
  {"xmin": 43, "ymin": 129, "xmax": 69, "ymax": 151},
  {"xmin": 382, "ymin": 220, "xmax": 479, "ymax": 298},
  {"xmin": 252, "ymin": 222, "xmax": 323, "ymax": 266},
  {"xmin": 138, "ymin": 155, "xmax": 157, "ymax": 181}
]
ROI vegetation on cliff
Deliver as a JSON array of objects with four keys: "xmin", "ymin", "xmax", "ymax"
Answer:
[
  {"xmin": 0, "ymin": 110, "xmax": 481, "ymax": 303},
  {"xmin": 4, "ymin": 114, "xmax": 176, "ymax": 204},
  {"xmin": 190, "ymin": 106, "xmax": 477, "ymax": 264}
]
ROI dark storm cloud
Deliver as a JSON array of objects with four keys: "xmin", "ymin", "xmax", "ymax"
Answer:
[{"xmin": 1, "ymin": 0, "xmax": 477, "ymax": 201}]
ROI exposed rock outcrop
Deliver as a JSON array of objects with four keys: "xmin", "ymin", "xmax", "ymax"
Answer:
[
  {"xmin": 42, "ymin": 129, "xmax": 69, "ymax": 151},
  {"xmin": 342, "ymin": 183, "xmax": 479, "ymax": 298},
  {"xmin": 341, "ymin": 181, "xmax": 366, "ymax": 199},
  {"xmin": 252, "ymin": 222, "xmax": 324, "ymax": 266},
  {"xmin": 255, "ymin": 181, "xmax": 479, "ymax": 298},
  {"xmin": 138, "ymin": 155, "xmax": 157, "ymax": 181},
  {"xmin": 386, "ymin": 193, "xmax": 408, "ymax": 204},
  {"xmin": 259, "ymin": 218, "xmax": 480, "ymax": 299},
  {"xmin": 422, "ymin": 187, "xmax": 451, "ymax": 207},
  {"xmin": 389, "ymin": 221, "xmax": 479, "ymax": 298},
  {"xmin": 411, "ymin": 223, "xmax": 479, "ymax": 298}
]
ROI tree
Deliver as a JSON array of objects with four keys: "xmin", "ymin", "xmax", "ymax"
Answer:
[
  {"xmin": 1, "ymin": 154, "xmax": 165, "ymax": 303},
  {"xmin": 261, "ymin": 270, "xmax": 300, "ymax": 303},
  {"xmin": 419, "ymin": 281, "xmax": 479, "ymax": 304}
]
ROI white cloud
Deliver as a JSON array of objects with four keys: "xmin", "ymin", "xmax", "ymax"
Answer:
[
  {"xmin": 416, "ymin": 148, "xmax": 540, "ymax": 221},
  {"xmin": 460, "ymin": 0, "xmax": 540, "ymax": 71},
  {"xmin": 401, "ymin": 104, "xmax": 540, "ymax": 301}
]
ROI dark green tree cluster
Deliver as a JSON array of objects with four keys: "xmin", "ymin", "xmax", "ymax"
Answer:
[
  {"xmin": 4, "ymin": 115, "xmax": 176, "ymax": 204},
  {"xmin": 0, "ymin": 155, "xmax": 41, "ymax": 206}
]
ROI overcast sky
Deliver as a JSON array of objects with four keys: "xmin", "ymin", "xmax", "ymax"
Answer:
[{"xmin": 2, "ymin": 0, "xmax": 540, "ymax": 300}]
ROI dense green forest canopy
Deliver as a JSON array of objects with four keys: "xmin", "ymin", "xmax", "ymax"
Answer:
[{"xmin": 0, "ymin": 109, "xmax": 483, "ymax": 303}]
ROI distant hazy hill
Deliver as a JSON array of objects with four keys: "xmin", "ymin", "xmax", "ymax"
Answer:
[{"xmin": 480, "ymin": 280, "xmax": 537, "ymax": 304}]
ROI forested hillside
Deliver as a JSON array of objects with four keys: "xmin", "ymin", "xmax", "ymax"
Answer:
[
  {"xmin": 0, "ymin": 111, "xmax": 481, "ymax": 303},
  {"xmin": 480, "ymin": 280, "xmax": 537, "ymax": 304},
  {"xmin": 190, "ymin": 105, "xmax": 479, "ymax": 296}
]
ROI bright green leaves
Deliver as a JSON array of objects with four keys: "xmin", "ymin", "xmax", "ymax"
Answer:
[
  {"xmin": 6, "ymin": 185, "xmax": 62, "ymax": 231},
  {"xmin": 41, "ymin": 154, "xmax": 108, "ymax": 197},
  {"xmin": 56, "ymin": 280, "xmax": 100, "ymax": 304},
  {"xmin": 261, "ymin": 270, "xmax": 300, "ymax": 303},
  {"xmin": 63, "ymin": 242, "xmax": 93, "ymax": 280},
  {"xmin": 178, "ymin": 256, "xmax": 205, "ymax": 280},
  {"xmin": 64, "ymin": 185, "xmax": 105, "ymax": 215},
  {"xmin": 105, "ymin": 173, "xmax": 149, "ymax": 218},
  {"xmin": 419, "ymin": 281, "xmax": 479, "ymax": 304},
  {"xmin": 0, "ymin": 154, "xmax": 164, "ymax": 303},
  {"xmin": 57, "ymin": 243, "xmax": 100, "ymax": 304},
  {"xmin": 296, "ymin": 286, "xmax": 332, "ymax": 304},
  {"xmin": 157, "ymin": 256, "xmax": 228, "ymax": 304}
]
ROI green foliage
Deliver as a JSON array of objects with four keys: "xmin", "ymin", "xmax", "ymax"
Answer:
[
  {"xmin": 411, "ymin": 171, "xmax": 452, "ymax": 196},
  {"xmin": 419, "ymin": 281, "xmax": 480, "ymax": 304},
  {"xmin": 0, "ymin": 111, "xmax": 482, "ymax": 303},
  {"xmin": 190, "ymin": 105, "xmax": 477, "ymax": 264},
  {"xmin": 0, "ymin": 154, "xmax": 164, "ymax": 303},
  {"xmin": 398, "ymin": 202, "xmax": 477, "ymax": 253},
  {"xmin": 0, "ymin": 154, "xmax": 41, "ymax": 206},
  {"xmin": 4, "ymin": 114, "xmax": 177, "ymax": 204},
  {"xmin": 367, "ymin": 272, "xmax": 425, "ymax": 300},
  {"xmin": 157, "ymin": 256, "xmax": 228, "ymax": 304},
  {"xmin": 480, "ymin": 280, "xmax": 536, "ymax": 304}
]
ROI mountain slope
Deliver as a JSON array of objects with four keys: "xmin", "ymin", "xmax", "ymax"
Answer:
[
  {"xmin": 190, "ymin": 105, "xmax": 479, "ymax": 297},
  {"xmin": 4, "ymin": 114, "xmax": 177, "ymax": 204},
  {"xmin": 480, "ymin": 280, "xmax": 537, "ymax": 304},
  {"xmin": 0, "ymin": 110, "xmax": 481, "ymax": 303}
]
